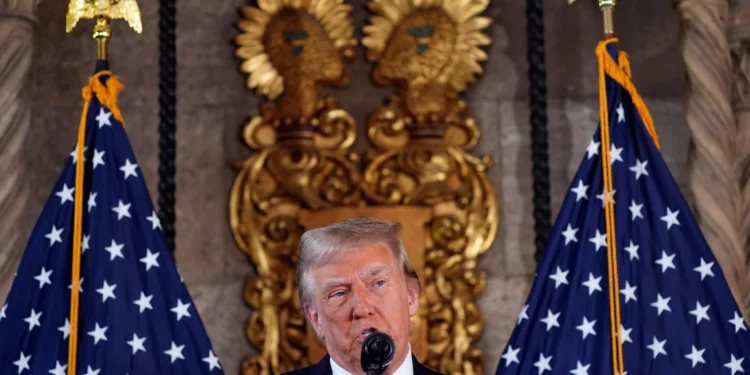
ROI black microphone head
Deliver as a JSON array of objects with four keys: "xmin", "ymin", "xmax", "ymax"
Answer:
[{"xmin": 361, "ymin": 332, "xmax": 396, "ymax": 375}]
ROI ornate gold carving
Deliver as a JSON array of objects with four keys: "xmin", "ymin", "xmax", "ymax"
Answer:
[
  {"xmin": 230, "ymin": 0, "xmax": 496, "ymax": 374},
  {"xmin": 66, "ymin": 0, "xmax": 143, "ymax": 33},
  {"xmin": 361, "ymin": 2, "xmax": 494, "ymax": 374}
]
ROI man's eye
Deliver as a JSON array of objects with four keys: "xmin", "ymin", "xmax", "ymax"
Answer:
[
  {"xmin": 330, "ymin": 291, "xmax": 346, "ymax": 298},
  {"xmin": 375, "ymin": 280, "xmax": 386, "ymax": 287}
]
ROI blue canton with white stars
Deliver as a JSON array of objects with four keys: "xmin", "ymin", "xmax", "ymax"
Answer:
[
  {"xmin": 0, "ymin": 73, "xmax": 224, "ymax": 375},
  {"xmin": 495, "ymin": 43, "xmax": 750, "ymax": 375}
]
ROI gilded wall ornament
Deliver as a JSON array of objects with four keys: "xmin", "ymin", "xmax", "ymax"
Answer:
[{"xmin": 230, "ymin": 0, "xmax": 496, "ymax": 374}]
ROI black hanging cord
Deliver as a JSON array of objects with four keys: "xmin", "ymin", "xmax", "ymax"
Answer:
[
  {"xmin": 527, "ymin": 0, "xmax": 551, "ymax": 267},
  {"xmin": 158, "ymin": 0, "xmax": 177, "ymax": 254}
]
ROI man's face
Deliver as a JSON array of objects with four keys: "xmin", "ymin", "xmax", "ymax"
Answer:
[{"xmin": 305, "ymin": 243, "xmax": 419, "ymax": 375}]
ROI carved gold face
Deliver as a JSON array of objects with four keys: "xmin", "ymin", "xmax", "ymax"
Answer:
[
  {"xmin": 374, "ymin": 8, "xmax": 456, "ymax": 86},
  {"xmin": 235, "ymin": 0, "xmax": 356, "ymax": 101},
  {"xmin": 264, "ymin": 9, "xmax": 344, "ymax": 85},
  {"xmin": 363, "ymin": 0, "xmax": 491, "ymax": 96}
]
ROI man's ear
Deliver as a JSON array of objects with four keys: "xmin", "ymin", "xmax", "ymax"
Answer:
[
  {"xmin": 304, "ymin": 303, "xmax": 325, "ymax": 339},
  {"xmin": 406, "ymin": 279, "xmax": 420, "ymax": 317}
]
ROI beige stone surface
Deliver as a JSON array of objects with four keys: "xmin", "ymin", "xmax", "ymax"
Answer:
[{"xmin": 11, "ymin": 0, "xmax": 690, "ymax": 374}]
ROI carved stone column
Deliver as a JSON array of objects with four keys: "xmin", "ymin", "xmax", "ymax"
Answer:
[
  {"xmin": 673, "ymin": 0, "xmax": 748, "ymax": 314},
  {"xmin": 0, "ymin": 0, "xmax": 38, "ymax": 301},
  {"xmin": 730, "ymin": 1, "xmax": 750, "ymax": 313}
]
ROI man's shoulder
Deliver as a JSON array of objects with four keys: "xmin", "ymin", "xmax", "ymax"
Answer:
[
  {"xmin": 412, "ymin": 356, "xmax": 444, "ymax": 375},
  {"xmin": 281, "ymin": 356, "xmax": 332, "ymax": 375}
]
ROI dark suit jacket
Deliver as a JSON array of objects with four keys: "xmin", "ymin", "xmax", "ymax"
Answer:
[{"xmin": 282, "ymin": 354, "xmax": 444, "ymax": 375}]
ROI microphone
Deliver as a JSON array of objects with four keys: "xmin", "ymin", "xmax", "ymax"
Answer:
[{"xmin": 360, "ymin": 332, "xmax": 396, "ymax": 375}]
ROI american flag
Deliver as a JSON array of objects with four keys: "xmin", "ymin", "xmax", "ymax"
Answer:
[
  {"xmin": 0, "ymin": 73, "xmax": 224, "ymax": 374},
  {"xmin": 495, "ymin": 41, "xmax": 750, "ymax": 374}
]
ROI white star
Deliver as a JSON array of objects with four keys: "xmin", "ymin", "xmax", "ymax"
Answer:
[
  {"xmin": 164, "ymin": 341, "xmax": 186, "ymax": 364},
  {"xmin": 576, "ymin": 317, "xmax": 597, "ymax": 339},
  {"xmin": 540, "ymin": 309, "xmax": 560, "ymax": 331},
  {"xmin": 570, "ymin": 361, "xmax": 591, "ymax": 375},
  {"xmin": 586, "ymin": 139, "xmax": 600, "ymax": 159},
  {"xmin": 655, "ymin": 250, "xmax": 676, "ymax": 273},
  {"xmin": 725, "ymin": 354, "xmax": 745, "ymax": 375},
  {"xmin": 24, "ymin": 309, "xmax": 42, "ymax": 332},
  {"xmin": 616, "ymin": 102, "xmax": 625, "ymax": 123},
  {"xmin": 689, "ymin": 301, "xmax": 711, "ymax": 324},
  {"xmin": 570, "ymin": 180, "xmax": 589, "ymax": 201},
  {"xmin": 82, "ymin": 365, "xmax": 101, "ymax": 375},
  {"xmin": 96, "ymin": 107, "xmax": 112, "ymax": 128},
  {"xmin": 619, "ymin": 325, "xmax": 632, "ymax": 344},
  {"xmin": 651, "ymin": 293, "xmax": 672, "ymax": 316},
  {"xmin": 112, "ymin": 200, "xmax": 132, "ymax": 220},
  {"xmin": 660, "ymin": 207, "xmax": 680, "ymax": 229},
  {"xmin": 596, "ymin": 189, "xmax": 616, "ymax": 207},
  {"xmin": 45, "ymin": 225, "xmax": 64, "ymax": 247},
  {"xmin": 629, "ymin": 159, "xmax": 649, "ymax": 180},
  {"xmin": 55, "ymin": 184, "xmax": 75, "ymax": 205},
  {"xmin": 82, "ymin": 234, "xmax": 90, "ymax": 254},
  {"xmin": 171, "ymin": 299, "xmax": 192, "ymax": 321},
  {"xmin": 685, "ymin": 345, "xmax": 706, "ymax": 368},
  {"xmin": 628, "ymin": 200, "xmax": 643, "ymax": 221},
  {"xmin": 104, "ymin": 239, "xmax": 125, "ymax": 261},
  {"xmin": 589, "ymin": 230, "xmax": 607, "ymax": 252},
  {"xmin": 87, "ymin": 191, "xmax": 97, "ymax": 212},
  {"xmin": 88, "ymin": 323, "xmax": 108, "ymax": 345},
  {"xmin": 140, "ymin": 249, "xmax": 161, "ymax": 271},
  {"xmin": 68, "ymin": 277, "xmax": 84, "ymax": 293},
  {"xmin": 146, "ymin": 211, "xmax": 162, "ymax": 230},
  {"xmin": 58, "ymin": 318, "xmax": 70, "ymax": 340},
  {"xmin": 133, "ymin": 292, "xmax": 154, "ymax": 314},
  {"xmin": 0, "ymin": 303, "xmax": 6, "ymax": 321},
  {"xmin": 610, "ymin": 143, "xmax": 624, "ymax": 164},
  {"xmin": 203, "ymin": 350, "xmax": 222, "ymax": 371},
  {"xmin": 517, "ymin": 304, "xmax": 529, "ymax": 326},
  {"xmin": 13, "ymin": 352, "xmax": 31, "ymax": 373},
  {"xmin": 623, "ymin": 240, "xmax": 639, "ymax": 261},
  {"xmin": 96, "ymin": 280, "xmax": 117, "ymax": 303},
  {"xmin": 730, "ymin": 311, "xmax": 747, "ymax": 333},
  {"xmin": 582, "ymin": 273, "xmax": 602, "ymax": 295},
  {"xmin": 70, "ymin": 143, "xmax": 87, "ymax": 164},
  {"xmin": 620, "ymin": 281, "xmax": 637, "ymax": 303},
  {"xmin": 127, "ymin": 333, "xmax": 147, "ymax": 354},
  {"xmin": 533, "ymin": 353, "xmax": 553, "ymax": 374},
  {"xmin": 561, "ymin": 224, "xmax": 578, "ymax": 245},
  {"xmin": 48, "ymin": 360, "xmax": 68, "ymax": 375},
  {"xmin": 548, "ymin": 266, "xmax": 569, "ymax": 289},
  {"xmin": 501, "ymin": 345, "xmax": 520, "ymax": 367},
  {"xmin": 647, "ymin": 336, "xmax": 667, "ymax": 359},
  {"xmin": 92, "ymin": 149, "xmax": 106, "ymax": 169},
  {"xmin": 34, "ymin": 267, "xmax": 53, "ymax": 289},
  {"xmin": 694, "ymin": 258, "xmax": 715, "ymax": 281},
  {"xmin": 120, "ymin": 158, "xmax": 139, "ymax": 180}
]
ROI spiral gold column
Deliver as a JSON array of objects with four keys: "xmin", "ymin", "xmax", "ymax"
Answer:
[{"xmin": 0, "ymin": 0, "xmax": 38, "ymax": 300}]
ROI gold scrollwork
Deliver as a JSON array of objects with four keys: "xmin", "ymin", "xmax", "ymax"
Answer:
[{"xmin": 230, "ymin": 0, "xmax": 496, "ymax": 374}]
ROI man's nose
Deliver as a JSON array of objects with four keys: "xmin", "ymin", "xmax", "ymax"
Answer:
[{"xmin": 351, "ymin": 286, "xmax": 375, "ymax": 318}]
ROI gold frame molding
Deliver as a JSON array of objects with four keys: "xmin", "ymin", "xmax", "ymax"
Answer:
[{"xmin": 230, "ymin": 1, "xmax": 496, "ymax": 374}]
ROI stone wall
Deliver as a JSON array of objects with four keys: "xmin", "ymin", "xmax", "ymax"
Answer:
[{"xmin": 17, "ymin": 0, "xmax": 688, "ymax": 374}]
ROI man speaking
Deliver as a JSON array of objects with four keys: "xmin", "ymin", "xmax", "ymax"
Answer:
[{"xmin": 285, "ymin": 217, "xmax": 443, "ymax": 375}]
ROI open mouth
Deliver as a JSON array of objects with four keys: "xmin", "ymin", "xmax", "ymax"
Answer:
[{"xmin": 358, "ymin": 327, "xmax": 379, "ymax": 341}]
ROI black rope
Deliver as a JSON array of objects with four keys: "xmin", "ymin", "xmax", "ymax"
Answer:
[
  {"xmin": 158, "ymin": 0, "xmax": 177, "ymax": 254},
  {"xmin": 527, "ymin": 0, "xmax": 551, "ymax": 267}
]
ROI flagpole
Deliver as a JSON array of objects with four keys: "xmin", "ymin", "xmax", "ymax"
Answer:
[
  {"xmin": 568, "ymin": 0, "xmax": 616, "ymax": 37},
  {"xmin": 64, "ymin": 3, "xmax": 142, "ymax": 374}
]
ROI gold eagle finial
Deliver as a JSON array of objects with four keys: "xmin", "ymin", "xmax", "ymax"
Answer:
[{"xmin": 66, "ymin": 0, "xmax": 143, "ymax": 33}]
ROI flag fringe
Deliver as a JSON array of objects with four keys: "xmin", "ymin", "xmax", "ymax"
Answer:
[
  {"xmin": 596, "ymin": 37, "xmax": 663, "ymax": 375},
  {"xmin": 68, "ymin": 71, "xmax": 126, "ymax": 375}
]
